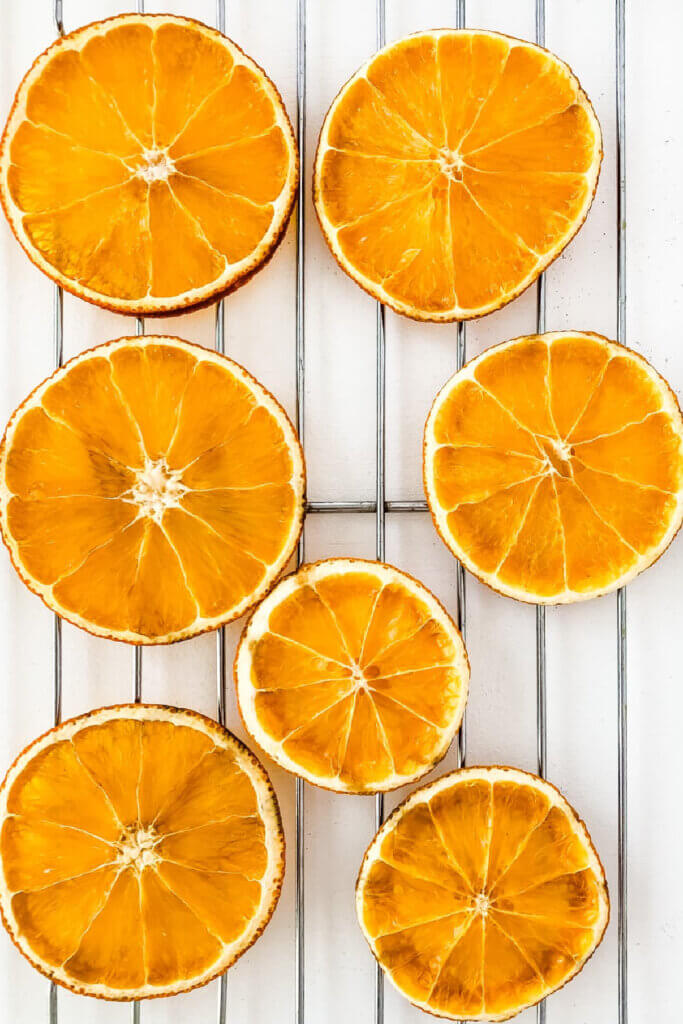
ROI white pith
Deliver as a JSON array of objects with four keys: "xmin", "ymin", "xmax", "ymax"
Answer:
[
  {"xmin": 115, "ymin": 826, "xmax": 160, "ymax": 869},
  {"xmin": 356, "ymin": 765, "xmax": 610, "ymax": 1022},
  {"xmin": 0, "ymin": 14, "xmax": 299, "ymax": 314},
  {"xmin": 0, "ymin": 704, "xmax": 285, "ymax": 1001},
  {"xmin": 314, "ymin": 29, "xmax": 603, "ymax": 323},
  {"xmin": 235, "ymin": 558, "xmax": 470, "ymax": 794},
  {"xmin": 424, "ymin": 331, "xmax": 683, "ymax": 604},
  {"xmin": 134, "ymin": 150, "xmax": 176, "ymax": 184},
  {"xmin": 0, "ymin": 336, "xmax": 306, "ymax": 644},
  {"xmin": 129, "ymin": 459, "xmax": 187, "ymax": 522}
]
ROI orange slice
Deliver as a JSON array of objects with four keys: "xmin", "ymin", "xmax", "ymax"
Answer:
[
  {"xmin": 0, "ymin": 14, "xmax": 298, "ymax": 314},
  {"xmin": 314, "ymin": 29, "xmax": 601, "ymax": 321},
  {"xmin": 235, "ymin": 558, "xmax": 469, "ymax": 793},
  {"xmin": 424, "ymin": 331, "xmax": 683, "ymax": 602},
  {"xmin": 0, "ymin": 704, "xmax": 284, "ymax": 1000},
  {"xmin": 357, "ymin": 766, "xmax": 609, "ymax": 1021},
  {"xmin": 0, "ymin": 336, "xmax": 305, "ymax": 642}
]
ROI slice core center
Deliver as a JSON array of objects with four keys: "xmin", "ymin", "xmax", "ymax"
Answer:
[
  {"xmin": 539, "ymin": 437, "xmax": 574, "ymax": 478},
  {"xmin": 131, "ymin": 458, "xmax": 187, "ymax": 521},
  {"xmin": 116, "ymin": 825, "xmax": 160, "ymax": 870},
  {"xmin": 136, "ymin": 149, "xmax": 176, "ymax": 183},
  {"xmin": 438, "ymin": 149, "xmax": 465, "ymax": 183}
]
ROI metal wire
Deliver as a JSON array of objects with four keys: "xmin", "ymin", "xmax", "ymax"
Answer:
[
  {"xmin": 50, "ymin": 14, "xmax": 63, "ymax": 1024},
  {"xmin": 134, "ymin": 316, "xmax": 143, "ymax": 716},
  {"xmin": 212, "ymin": 5, "xmax": 229, "ymax": 1021},
  {"xmin": 295, "ymin": 3, "xmax": 307, "ymax": 1022},
  {"xmin": 52, "ymin": 289, "xmax": 63, "ymax": 725},
  {"xmin": 373, "ymin": 5, "xmax": 386, "ymax": 1022},
  {"xmin": 53, "ymin": 0, "xmax": 64, "ymax": 35},
  {"xmin": 454, "ymin": 0, "xmax": 467, "ymax": 776},
  {"xmin": 533, "ymin": 6, "xmax": 548, "ymax": 1023},
  {"xmin": 133, "ymin": 3, "xmax": 144, "ymax": 1008},
  {"xmin": 615, "ymin": 1, "xmax": 628, "ymax": 1020}
]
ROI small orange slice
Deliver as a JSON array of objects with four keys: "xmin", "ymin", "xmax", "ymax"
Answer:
[
  {"xmin": 0, "ymin": 336, "xmax": 305, "ymax": 642},
  {"xmin": 235, "ymin": 558, "xmax": 469, "ymax": 793},
  {"xmin": 0, "ymin": 704, "xmax": 284, "ymax": 1000},
  {"xmin": 0, "ymin": 14, "xmax": 298, "ymax": 314},
  {"xmin": 314, "ymin": 29, "xmax": 601, "ymax": 321},
  {"xmin": 357, "ymin": 766, "xmax": 609, "ymax": 1021},
  {"xmin": 424, "ymin": 331, "xmax": 683, "ymax": 602}
]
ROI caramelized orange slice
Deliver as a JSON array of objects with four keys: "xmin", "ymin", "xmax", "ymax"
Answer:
[
  {"xmin": 0, "ymin": 337, "xmax": 305, "ymax": 642},
  {"xmin": 235, "ymin": 558, "xmax": 469, "ymax": 793},
  {"xmin": 357, "ymin": 766, "xmax": 609, "ymax": 1021},
  {"xmin": 314, "ymin": 30, "xmax": 601, "ymax": 321},
  {"xmin": 424, "ymin": 331, "xmax": 683, "ymax": 602},
  {"xmin": 0, "ymin": 14, "xmax": 298, "ymax": 313},
  {"xmin": 0, "ymin": 704, "xmax": 284, "ymax": 999}
]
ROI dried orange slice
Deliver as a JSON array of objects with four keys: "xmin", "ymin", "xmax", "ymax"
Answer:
[
  {"xmin": 424, "ymin": 331, "xmax": 683, "ymax": 602},
  {"xmin": 357, "ymin": 766, "xmax": 609, "ymax": 1021},
  {"xmin": 314, "ymin": 30, "xmax": 601, "ymax": 321},
  {"xmin": 0, "ymin": 14, "xmax": 298, "ymax": 314},
  {"xmin": 0, "ymin": 336, "xmax": 305, "ymax": 642},
  {"xmin": 235, "ymin": 558, "xmax": 469, "ymax": 793},
  {"xmin": 0, "ymin": 704, "xmax": 284, "ymax": 1000}
]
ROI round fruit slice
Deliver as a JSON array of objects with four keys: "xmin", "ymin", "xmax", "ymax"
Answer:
[
  {"xmin": 0, "ymin": 704, "xmax": 284, "ymax": 1000},
  {"xmin": 314, "ymin": 29, "xmax": 601, "ymax": 322},
  {"xmin": 424, "ymin": 331, "xmax": 683, "ymax": 603},
  {"xmin": 235, "ymin": 558, "xmax": 469, "ymax": 793},
  {"xmin": 0, "ymin": 14, "xmax": 298, "ymax": 314},
  {"xmin": 0, "ymin": 336, "xmax": 305, "ymax": 642},
  {"xmin": 357, "ymin": 766, "xmax": 609, "ymax": 1021}
]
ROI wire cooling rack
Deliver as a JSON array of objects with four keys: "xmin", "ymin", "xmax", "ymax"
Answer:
[{"xmin": 40, "ymin": 1, "xmax": 628, "ymax": 1023}]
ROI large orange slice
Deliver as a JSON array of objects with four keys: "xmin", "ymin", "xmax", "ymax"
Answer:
[
  {"xmin": 0, "ymin": 336, "xmax": 305, "ymax": 642},
  {"xmin": 357, "ymin": 766, "xmax": 609, "ymax": 1021},
  {"xmin": 0, "ymin": 14, "xmax": 298, "ymax": 314},
  {"xmin": 0, "ymin": 704, "xmax": 284, "ymax": 1000},
  {"xmin": 314, "ymin": 30, "xmax": 601, "ymax": 321},
  {"xmin": 235, "ymin": 558, "xmax": 469, "ymax": 793},
  {"xmin": 424, "ymin": 331, "xmax": 683, "ymax": 602}
]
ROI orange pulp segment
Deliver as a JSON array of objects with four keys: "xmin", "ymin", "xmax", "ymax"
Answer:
[
  {"xmin": 0, "ymin": 704, "xmax": 284, "ymax": 999},
  {"xmin": 0, "ymin": 14, "xmax": 298, "ymax": 313},
  {"xmin": 357, "ymin": 765, "xmax": 609, "ymax": 1021},
  {"xmin": 314, "ymin": 29, "xmax": 602, "ymax": 321},
  {"xmin": 424, "ymin": 331, "xmax": 683, "ymax": 602},
  {"xmin": 235, "ymin": 558, "xmax": 469, "ymax": 793},
  {"xmin": 0, "ymin": 336, "xmax": 305, "ymax": 642}
]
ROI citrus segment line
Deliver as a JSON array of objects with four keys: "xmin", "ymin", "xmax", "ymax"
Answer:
[
  {"xmin": 60, "ymin": 867, "xmax": 127, "ymax": 969},
  {"xmin": 560, "ymin": 355, "xmax": 614, "ymax": 441},
  {"xmin": 551, "ymin": 477, "xmax": 570, "ymax": 588},
  {"xmin": 21, "ymin": 119, "xmax": 132, "ymax": 164},
  {"xmin": 367, "ymin": 689, "xmax": 446, "ymax": 731},
  {"xmin": 150, "ymin": 867, "xmax": 225, "ymax": 949},
  {"xmin": 280, "ymin": 693, "xmax": 353, "ymax": 745},
  {"xmin": 463, "ymin": 99, "xmax": 575, "ymax": 159},
  {"xmin": 567, "ymin": 479, "xmax": 640, "ymax": 555},
  {"xmin": 10, "ymin": 859, "xmax": 120, "ymax": 897},
  {"xmin": 267, "ymin": 632, "xmax": 352, "ymax": 670},
  {"xmin": 427, "ymin": 805, "xmax": 478, "ymax": 887},
  {"xmin": 491, "ymin": 478, "xmax": 543, "ymax": 573},
  {"xmin": 488, "ymin": 914, "xmax": 546, "ymax": 986}
]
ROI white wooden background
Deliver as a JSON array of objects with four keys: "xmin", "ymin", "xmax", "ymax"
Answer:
[{"xmin": 1, "ymin": 1, "xmax": 680, "ymax": 1022}]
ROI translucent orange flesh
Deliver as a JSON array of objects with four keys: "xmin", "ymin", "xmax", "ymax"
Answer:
[
  {"xmin": 1, "ymin": 717, "xmax": 269, "ymax": 991},
  {"xmin": 3, "ymin": 342, "xmax": 301, "ymax": 639},
  {"xmin": 248, "ymin": 570, "xmax": 466, "ymax": 790},
  {"xmin": 428, "ymin": 335, "xmax": 683, "ymax": 599},
  {"xmin": 317, "ymin": 33, "xmax": 599, "ymax": 316},
  {"xmin": 6, "ymin": 21, "xmax": 294, "ymax": 302},
  {"xmin": 360, "ymin": 778, "xmax": 605, "ymax": 1019}
]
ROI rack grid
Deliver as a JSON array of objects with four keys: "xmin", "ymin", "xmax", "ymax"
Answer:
[{"xmin": 41, "ymin": 1, "xmax": 628, "ymax": 1022}]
